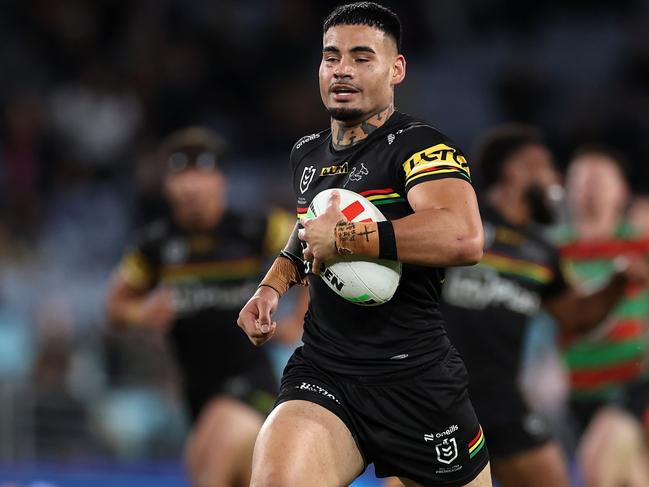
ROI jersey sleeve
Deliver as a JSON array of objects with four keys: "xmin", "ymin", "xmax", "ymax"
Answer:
[
  {"xmin": 263, "ymin": 208, "xmax": 296, "ymax": 256},
  {"xmin": 115, "ymin": 223, "xmax": 162, "ymax": 291},
  {"xmin": 539, "ymin": 248, "xmax": 569, "ymax": 301},
  {"xmin": 395, "ymin": 126, "xmax": 471, "ymax": 193},
  {"xmin": 116, "ymin": 248, "xmax": 156, "ymax": 291}
]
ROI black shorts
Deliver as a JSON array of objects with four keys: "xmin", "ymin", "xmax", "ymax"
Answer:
[
  {"xmin": 276, "ymin": 347, "xmax": 489, "ymax": 486},
  {"xmin": 469, "ymin": 387, "xmax": 552, "ymax": 460},
  {"xmin": 183, "ymin": 361, "xmax": 278, "ymax": 422}
]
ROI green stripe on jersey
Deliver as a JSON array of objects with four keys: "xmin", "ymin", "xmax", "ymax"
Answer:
[
  {"xmin": 564, "ymin": 340, "xmax": 645, "ymax": 369},
  {"xmin": 372, "ymin": 197, "xmax": 406, "ymax": 206}
]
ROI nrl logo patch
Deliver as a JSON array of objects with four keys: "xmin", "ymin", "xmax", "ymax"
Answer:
[
  {"xmin": 435, "ymin": 438, "xmax": 458, "ymax": 465},
  {"xmin": 300, "ymin": 166, "xmax": 316, "ymax": 194}
]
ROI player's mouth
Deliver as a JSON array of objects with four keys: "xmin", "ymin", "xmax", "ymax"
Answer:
[{"xmin": 331, "ymin": 83, "xmax": 360, "ymax": 102}]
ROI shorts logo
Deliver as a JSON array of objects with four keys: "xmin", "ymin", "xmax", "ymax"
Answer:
[
  {"xmin": 435, "ymin": 438, "xmax": 458, "ymax": 465},
  {"xmin": 300, "ymin": 166, "xmax": 316, "ymax": 194},
  {"xmin": 295, "ymin": 382, "xmax": 340, "ymax": 404},
  {"xmin": 320, "ymin": 161, "xmax": 348, "ymax": 176}
]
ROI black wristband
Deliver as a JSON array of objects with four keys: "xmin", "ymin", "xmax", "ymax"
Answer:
[{"xmin": 377, "ymin": 220, "xmax": 398, "ymax": 260}]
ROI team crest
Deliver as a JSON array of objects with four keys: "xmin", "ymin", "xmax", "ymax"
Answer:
[
  {"xmin": 345, "ymin": 163, "xmax": 369, "ymax": 185},
  {"xmin": 300, "ymin": 166, "xmax": 316, "ymax": 194},
  {"xmin": 435, "ymin": 438, "xmax": 458, "ymax": 465}
]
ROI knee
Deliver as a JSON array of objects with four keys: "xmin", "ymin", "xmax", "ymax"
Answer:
[
  {"xmin": 184, "ymin": 436, "xmax": 231, "ymax": 487},
  {"xmin": 251, "ymin": 465, "xmax": 306, "ymax": 487},
  {"xmin": 184, "ymin": 443, "xmax": 210, "ymax": 487}
]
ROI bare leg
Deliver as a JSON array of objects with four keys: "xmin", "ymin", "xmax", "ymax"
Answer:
[
  {"xmin": 184, "ymin": 396, "xmax": 264, "ymax": 487},
  {"xmin": 492, "ymin": 441, "xmax": 569, "ymax": 487},
  {"xmin": 250, "ymin": 400, "xmax": 365, "ymax": 487},
  {"xmin": 579, "ymin": 407, "xmax": 649, "ymax": 487},
  {"xmin": 387, "ymin": 462, "xmax": 492, "ymax": 487}
]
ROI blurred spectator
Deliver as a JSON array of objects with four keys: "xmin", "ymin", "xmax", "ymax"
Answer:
[{"xmin": 555, "ymin": 146, "xmax": 649, "ymax": 487}]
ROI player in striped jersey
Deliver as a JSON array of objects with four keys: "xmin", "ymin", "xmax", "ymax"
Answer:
[
  {"xmin": 557, "ymin": 146, "xmax": 649, "ymax": 486},
  {"xmin": 441, "ymin": 126, "xmax": 649, "ymax": 487},
  {"xmin": 105, "ymin": 127, "xmax": 298, "ymax": 487},
  {"xmin": 237, "ymin": 3, "xmax": 491, "ymax": 486}
]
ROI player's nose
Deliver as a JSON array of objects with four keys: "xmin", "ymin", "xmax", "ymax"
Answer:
[{"xmin": 333, "ymin": 58, "xmax": 354, "ymax": 78}]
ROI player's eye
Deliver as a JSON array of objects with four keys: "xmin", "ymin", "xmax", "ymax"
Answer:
[{"xmin": 356, "ymin": 58, "xmax": 369, "ymax": 63}]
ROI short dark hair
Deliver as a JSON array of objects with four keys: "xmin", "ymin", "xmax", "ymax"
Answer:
[
  {"xmin": 475, "ymin": 124, "xmax": 544, "ymax": 189},
  {"xmin": 570, "ymin": 144, "xmax": 629, "ymax": 179},
  {"xmin": 323, "ymin": 2, "xmax": 402, "ymax": 52}
]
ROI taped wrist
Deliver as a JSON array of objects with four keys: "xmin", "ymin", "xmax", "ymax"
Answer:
[
  {"xmin": 333, "ymin": 220, "xmax": 398, "ymax": 260},
  {"xmin": 259, "ymin": 254, "xmax": 307, "ymax": 296}
]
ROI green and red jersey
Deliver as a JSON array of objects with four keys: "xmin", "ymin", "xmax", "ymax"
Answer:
[{"xmin": 556, "ymin": 224, "xmax": 649, "ymax": 402}]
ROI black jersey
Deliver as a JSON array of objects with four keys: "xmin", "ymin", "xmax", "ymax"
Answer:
[
  {"xmin": 116, "ymin": 210, "xmax": 292, "ymax": 381},
  {"xmin": 441, "ymin": 204, "xmax": 567, "ymax": 409},
  {"xmin": 291, "ymin": 111, "xmax": 472, "ymax": 375}
]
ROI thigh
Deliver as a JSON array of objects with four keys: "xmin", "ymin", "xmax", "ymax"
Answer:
[
  {"xmin": 492, "ymin": 442, "xmax": 569, "ymax": 487},
  {"xmin": 394, "ymin": 462, "xmax": 492, "ymax": 487},
  {"xmin": 185, "ymin": 396, "xmax": 264, "ymax": 487},
  {"xmin": 251, "ymin": 400, "xmax": 365, "ymax": 487}
]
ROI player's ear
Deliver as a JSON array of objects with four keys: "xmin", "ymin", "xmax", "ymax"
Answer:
[{"xmin": 391, "ymin": 54, "xmax": 406, "ymax": 86}]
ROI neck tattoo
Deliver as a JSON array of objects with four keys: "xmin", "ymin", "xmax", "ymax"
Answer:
[{"xmin": 331, "ymin": 105, "xmax": 394, "ymax": 150}]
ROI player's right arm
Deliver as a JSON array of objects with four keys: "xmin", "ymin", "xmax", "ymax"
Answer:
[
  {"xmin": 105, "ymin": 250, "xmax": 174, "ymax": 331},
  {"xmin": 544, "ymin": 254, "xmax": 649, "ymax": 335},
  {"xmin": 237, "ymin": 222, "xmax": 307, "ymax": 347}
]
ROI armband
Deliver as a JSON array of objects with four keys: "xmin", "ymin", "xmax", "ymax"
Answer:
[
  {"xmin": 259, "ymin": 253, "xmax": 308, "ymax": 296},
  {"xmin": 333, "ymin": 220, "xmax": 398, "ymax": 260}
]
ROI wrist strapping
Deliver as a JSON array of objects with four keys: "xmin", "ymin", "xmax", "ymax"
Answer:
[
  {"xmin": 333, "ymin": 220, "xmax": 398, "ymax": 260},
  {"xmin": 259, "ymin": 253, "xmax": 307, "ymax": 296}
]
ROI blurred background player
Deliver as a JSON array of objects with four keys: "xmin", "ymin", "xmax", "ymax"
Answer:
[
  {"xmin": 439, "ymin": 125, "xmax": 649, "ymax": 487},
  {"xmin": 105, "ymin": 127, "xmax": 300, "ymax": 487},
  {"xmin": 556, "ymin": 146, "xmax": 649, "ymax": 487}
]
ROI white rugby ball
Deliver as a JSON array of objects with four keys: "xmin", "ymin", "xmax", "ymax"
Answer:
[{"xmin": 306, "ymin": 188, "xmax": 402, "ymax": 306}]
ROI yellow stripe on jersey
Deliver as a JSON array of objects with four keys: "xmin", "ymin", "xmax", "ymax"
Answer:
[
  {"xmin": 264, "ymin": 208, "xmax": 295, "ymax": 255},
  {"xmin": 402, "ymin": 143, "xmax": 470, "ymax": 183},
  {"xmin": 406, "ymin": 168, "xmax": 468, "ymax": 185},
  {"xmin": 161, "ymin": 257, "xmax": 262, "ymax": 282},
  {"xmin": 118, "ymin": 250, "xmax": 155, "ymax": 290},
  {"xmin": 366, "ymin": 192, "xmax": 401, "ymax": 201}
]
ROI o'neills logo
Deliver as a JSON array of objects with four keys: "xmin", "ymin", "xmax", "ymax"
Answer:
[
  {"xmin": 320, "ymin": 161, "xmax": 348, "ymax": 176},
  {"xmin": 295, "ymin": 133, "xmax": 320, "ymax": 149}
]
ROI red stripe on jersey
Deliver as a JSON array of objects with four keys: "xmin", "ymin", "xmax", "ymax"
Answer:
[
  {"xmin": 296, "ymin": 207, "xmax": 308, "ymax": 212},
  {"xmin": 342, "ymin": 201, "xmax": 364, "ymax": 221},
  {"xmin": 359, "ymin": 188, "xmax": 395, "ymax": 197},
  {"xmin": 570, "ymin": 361, "xmax": 644, "ymax": 388},
  {"xmin": 561, "ymin": 239, "xmax": 649, "ymax": 260},
  {"xmin": 606, "ymin": 320, "xmax": 646, "ymax": 341}
]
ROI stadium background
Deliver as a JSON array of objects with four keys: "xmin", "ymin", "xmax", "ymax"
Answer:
[{"xmin": 0, "ymin": 0, "xmax": 648, "ymax": 485}]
